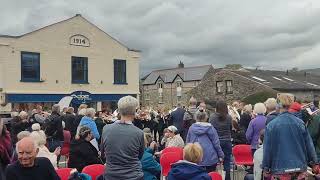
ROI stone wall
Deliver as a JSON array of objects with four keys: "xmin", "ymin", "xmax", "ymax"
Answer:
[
  {"xmin": 187, "ymin": 68, "xmax": 277, "ymax": 103},
  {"xmin": 141, "ymin": 81, "xmax": 199, "ymax": 108}
]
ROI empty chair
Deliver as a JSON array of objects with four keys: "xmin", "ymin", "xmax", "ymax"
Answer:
[
  {"xmin": 232, "ymin": 145, "xmax": 253, "ymax": 166},
  {"xmin": 232, "ymin": 145, "xmax": 253, "ymax": 180},
  {"xmin": 208, "ymin": 172, "xmax": 222, "ymax": 180},
  {"xmin": 82, "ymin": 164, "xmax": 105, "ymax": 180},
  {"xmin": 56, "ymin": 168, "xmax": 73, "ymax": 180},
  {"xmin": 160, "ymin": 152, "xmax": 182, "ymax": 177}
]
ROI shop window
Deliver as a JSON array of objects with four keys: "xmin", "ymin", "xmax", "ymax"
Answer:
[
  {"xmin": 72, "ymin": 56, "xmax": 88, "ymax": 83},
  {"xmin": 216, "ymin": 81, "xmax": 223, "ymax": 93},
  {"xmin": 114, "ymin": 59, "xmax": 127, "ymax": 84},
  {"xmin": 21, "ymin": 52, "xmax": 40, "ymax": 82},
  {"xmin": 226, "ymin": 80, "xmax": 233, "ymax": 94}
]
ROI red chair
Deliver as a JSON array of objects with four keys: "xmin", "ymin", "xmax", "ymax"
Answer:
[
  {"xmin": 56, "ymin": 168, "xmax": 73, "ymax": 180},
  {"xmin": 160, "ymin": 152, "xmax": 182, "ymax": 177},
  {"xmin": 208, "ymin": 172, "xmax": 223, "ymax": 180},
  {"xmin": 82, "ymin": 164, "xmax": 105, "ymax": 180},
  {"xmin": 162, "ymin": 147, "xmax": 183, "ymax": 159},
  {"xmin": 232, "ymin": 145, "xmax": 253, "ymax": 180},
  {"xmin": 232, "ymin": 145, "xmax": 253, "ymax": 166}
]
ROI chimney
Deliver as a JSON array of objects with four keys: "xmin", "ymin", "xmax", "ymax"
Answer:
[{"xmin": 178, "ymin": 61, "xmax": 184, "ymax": 68}]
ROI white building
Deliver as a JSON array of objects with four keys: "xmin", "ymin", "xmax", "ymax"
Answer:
[{"xmin": 0, "ymin": 14, "xmax": 140, "ymax": 112}]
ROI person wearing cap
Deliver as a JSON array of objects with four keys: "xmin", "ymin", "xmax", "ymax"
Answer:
[
  {"xmin": 165, "ymin": 126, "xmax": 184, "ymax": 148},
  {"xmin": 262, "ymin": 93, "xmax": 319, "ymax": 179}
]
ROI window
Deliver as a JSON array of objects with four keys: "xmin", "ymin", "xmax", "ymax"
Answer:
[
  {"xmin": 158, "ymin": 83, "xmax": 163, "ymax": 89},
  {"xmin": 216, "ymin": 81, "xmax": 223, "ymax": 93},
  {"xmin": 72, "ymin": 56, "xmax": 88, "ymax": 83},
  {"xmin": 226, "ymin": 80, "xmax": 233, "ymax": 94},
  {"xmin": 21, "ymin": 52, "xmax": 40, "ymax": 82},
  {"xmin": 177, "ymin": 81, "xmax": 182, "ymax": 88},
  {"xmin": 145, "ymin": 93, "xmax": 150, "ymax": 100},
  {"xmin": 114, "ymin": 59, "xmax": 127, "ymax": 84}
]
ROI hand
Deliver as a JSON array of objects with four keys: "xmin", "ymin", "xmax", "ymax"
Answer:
[
  {"xmin": 154, "ymin": 151, "xmax": 161, "ymax": 156},
  {"xmin": 150, "ymin": 141, "xmax": 157, "ymax": 150},
  {"xmin": 312, "ymin": 164, "xmax": 320, "ymax": 175},
  {"xmin": 54, "ymin": 147, "xmax": 61, "ymax": 156},
  {"xmin": 219, "ymin": 158, "xmax": 224, "ymax": 163}
]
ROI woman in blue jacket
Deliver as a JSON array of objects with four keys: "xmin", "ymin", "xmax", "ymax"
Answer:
[
  {"xmin": 186, "ymin": 109, "xmax": 224, "ymax": 172},
  {"xmin": 141, "ymin": 133, "xmax": 161, "ymax": 180},
  {"xmin": 168, "ymin": 143, "xmax": 211, "ymax": 180}
]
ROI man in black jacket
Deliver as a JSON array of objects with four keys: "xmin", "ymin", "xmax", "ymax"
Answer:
[
  {"xmin": 44, "ymin": 104, "xmax": 64, "ymax": 152},
  {"xmin": 170, "ymin": 103, "xmax": 185, "ymax": 136},
  {"xmin": 5, "ymin": 137, "xmax": 60, "ymax": 180},
  {"xmin": 62, "ymin": 107, "xmax": 77, "ymax": 139}
]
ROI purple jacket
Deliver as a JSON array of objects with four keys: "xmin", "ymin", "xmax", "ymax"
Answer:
[
  {"xmin": 246, "ymin": 115, "xmax": 266, "ymax": 149},
  {"xmin": 186, "ymin": 122, "xmax": 224, "ymax": 166}
]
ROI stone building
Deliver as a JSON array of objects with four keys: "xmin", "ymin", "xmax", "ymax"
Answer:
[
  {"xmin": 188, "ymin": 68, "xmax": 320, "ymax": 104},
  {"xmin": 0, "ymin": 14, "xmax": 140, "ymax": 112},
  {"xmin": 141, "ymin": 62, "xmax": 212, "ymax": 108}
]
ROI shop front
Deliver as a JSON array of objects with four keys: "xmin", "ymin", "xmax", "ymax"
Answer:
[{"xmin": 6, "ymin": 91, "xmax": 135, "ymax": 112}]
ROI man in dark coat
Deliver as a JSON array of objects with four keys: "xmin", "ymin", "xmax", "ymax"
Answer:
[
  {"xmin": 170, "ymin": 103, "xmax": 185, "ymax": 135},
  {"xmin": 62, "ymin": 107, "xmax": 77, "ymax": 139},
  {"xmin": 44, "ymin": 104, "xmax": 64, "ymax": 152}
]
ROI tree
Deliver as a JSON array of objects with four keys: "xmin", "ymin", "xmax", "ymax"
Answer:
[
  {"xmin": 224, "ymin": 64, "xmax": 243, "ymax": 70},
  {"xmin": 290, "ymin": 67, "xmax": 299, "ymax": 72}
]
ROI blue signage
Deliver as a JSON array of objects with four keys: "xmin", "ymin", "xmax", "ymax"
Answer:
[{"xmin": 70, "ymin": 91, "xmax": 92, "ymax": 104}]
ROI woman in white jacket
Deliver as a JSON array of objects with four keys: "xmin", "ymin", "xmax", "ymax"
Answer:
[{"xmin": 30, "ymin": 123, "xmax": 61, "ymax": 169}]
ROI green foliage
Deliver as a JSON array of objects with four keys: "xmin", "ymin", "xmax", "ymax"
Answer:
[{"xmin": 242, "ymin": 91, "xmax": 277, "ymax": 104}]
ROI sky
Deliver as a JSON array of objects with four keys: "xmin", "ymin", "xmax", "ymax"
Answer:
[{"xmin": 1, "ymin": 0, "xmax": 320, "ymax": 75}]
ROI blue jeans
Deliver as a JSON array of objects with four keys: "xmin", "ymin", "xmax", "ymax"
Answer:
[
  {"xmin": 220, "ymin": 140, "xmax": 232, "ymax": 180},
  {"xmin": 244, "ymin": 174, "xmax": 254, "ymax": 180}
]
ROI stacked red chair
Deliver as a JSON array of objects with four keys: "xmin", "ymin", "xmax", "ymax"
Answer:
[
  {"xmin": 56, "ymin": 168, "xmax": 73, "ymax": 180},
  {"xmin": 232, "ymin": 145, "xmax": 254, "ymax": 180},
  {"xmin": 82, "ymin": 164, "xmax": 105, "ymax": 180}
]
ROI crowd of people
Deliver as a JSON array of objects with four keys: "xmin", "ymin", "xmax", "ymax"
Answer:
[{"xmin": 1, "ymin": 94, "xmax": 320, "ymax": 179}]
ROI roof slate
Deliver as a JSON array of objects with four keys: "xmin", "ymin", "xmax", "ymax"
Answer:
[
  {"xmin": 142, "ymin": 65, "xmax": 212, "ymax": 85},
  {"xmin": 232, "ymin": 69, "xmax": 320, "ymax": 91}
]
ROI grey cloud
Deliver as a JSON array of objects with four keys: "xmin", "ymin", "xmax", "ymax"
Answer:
[{"xmin": 1, "ymin": 0, "xmax": 320, "ymax": 75}]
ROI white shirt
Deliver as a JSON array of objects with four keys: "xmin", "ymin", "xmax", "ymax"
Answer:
[{"xmin": 254, "ymin": 145, "xmax": 263, "ymax": 180}]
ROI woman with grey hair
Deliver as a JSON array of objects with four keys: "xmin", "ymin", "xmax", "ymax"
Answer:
[
  {"xmin": 101, "ymin": 96, "xmax": 145, "ymax": 180},
  {"xmin": 265, "ymin": 98, "xmax": 279, "ymax": 125},
  {"xmin": 30, "ymin": 123, "xmax": 61, "ymax": 169},
  {"xmin": 78, "ymin": 108, "xmax": 100, "ymax": 140},
  {"xmin": 246, "ymin": 103, "xmax": 267, "ymax": 156},
  {"xmin": 10, "ymin": 111, "xmax": 31, "ymax": 145},
  {"xmin": 186, "ymin": 109, "xmax": 224, "ymax": 172}
]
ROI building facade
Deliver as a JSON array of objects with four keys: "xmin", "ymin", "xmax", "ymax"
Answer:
[
  {"xmin": 188, "ymin": 68, "xmax": 320, "ymax": 104},
  {"xmin": 0, "ymin": 14, "xmax": 140, "ymax": 112},
  {"xmin": 141, "ymin": 63, "xmax": 212, "ymax": 108}
]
